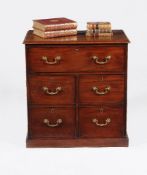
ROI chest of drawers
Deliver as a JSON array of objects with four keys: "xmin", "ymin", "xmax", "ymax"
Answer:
[{"xmin": 23, "ymin": 30, "xmax": 130, "ymax": 147}]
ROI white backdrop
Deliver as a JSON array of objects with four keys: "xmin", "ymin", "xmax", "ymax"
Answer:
[{"xmin": 0, "ymin": 0, "xmax": 147, "ymax": 174}]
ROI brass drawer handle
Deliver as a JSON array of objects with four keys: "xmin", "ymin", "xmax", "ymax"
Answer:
[
  {"xmin": 42, "ymin": 56, "xmax": 61, "ymax": 65},
  {"xmin": 42, "ymin": 86, "xmax": 62, "ymax": 95},
  {"xmin": 43, "ymin": 118, "xmax": 62, "ymax": 127},
  {"xmin": 92, "ymin": 118, "xmax": 111, "ymax": 127},
  {"xmin": 92, "ymin": 55, "xmax": 111, "ymax": 64},
  {"xmin": 92, "ymin": 86, "xmax": 111, "ymax": 95}
]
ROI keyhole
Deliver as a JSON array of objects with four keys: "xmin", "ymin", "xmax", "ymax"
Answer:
[
  {"xmin": 50, "ymin": 108, "xmax": 55, "ymax": 113},
  {"xmin": 99, "ymin": 108, "xmax": 104, "ymax": 113}
]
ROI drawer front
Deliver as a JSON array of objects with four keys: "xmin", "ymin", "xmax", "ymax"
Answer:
[
  {"xmin": 79, "ymin": 75, "xmax": 125, "ymax": 104},
  {"xmin": 28, "ymin": 75, "xmax": 75, "ymax": 105},
  {"xmin": 29, "ymin": 106, "xmax": 76, "ymax": 138},
  {"xmin": 79, "ymin": 105, "xmax": 125, "ymax": 138},
  {"xmin": 27, "ymin": 46, "xmax": 125, "ymax": 73}
]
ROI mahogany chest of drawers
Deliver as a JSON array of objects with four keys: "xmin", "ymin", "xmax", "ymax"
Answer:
[{"xmin": 23, "ymin": 30, "xmax": 130, "ymax": 147}]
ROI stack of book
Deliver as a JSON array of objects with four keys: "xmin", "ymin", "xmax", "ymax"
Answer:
[
  {"xmin": 86, "ymin": 22, "xmax": 113, "ymax": 37},
  {"xmin": 33, "ymin": 17, "xmax": 77, "ymax": 38}
]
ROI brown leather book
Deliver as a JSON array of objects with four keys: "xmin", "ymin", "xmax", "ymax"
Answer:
[
  {"xmin": 33, "ymin": 29, "xmax": 77, "ymax": 38},
  {"xmin": 33, "ymin": 17, "xmax": 77, "ymax": 31},
  {"xmin": 87, "ymin": 22, "xmax": 111, "ymax": 31}
]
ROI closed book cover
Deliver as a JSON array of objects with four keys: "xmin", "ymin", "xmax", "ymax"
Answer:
[
  {"xmin": 33, "ymin": 17, "xmax": 77, "ymax": 31},
  {"xmin": 33, "ymin": 29, "xmax": 77, "ymax": 38}
]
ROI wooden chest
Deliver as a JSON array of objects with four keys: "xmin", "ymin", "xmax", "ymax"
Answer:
[{"xmin": 23, "ymin": 30, "xmax": 130, "ymax": 147}]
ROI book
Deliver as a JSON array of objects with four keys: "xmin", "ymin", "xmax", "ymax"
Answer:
[
  {"xmin": 33, "ymin": 29, "xmax": 77, "ymax": 38},
  {"xmin": 86, "ymin": 31, "xmax": 113, "ymax": 37},
  {"xmin": 33, "ymin": 17, "xmax": 77, "ymax": 31},
  {"xmin": 87, "ymin": 22, "xmax": 111, "ymax": 30},
  {"xmin": 86, "ymin": 21, "xmax": 112, "ymax": 38}
]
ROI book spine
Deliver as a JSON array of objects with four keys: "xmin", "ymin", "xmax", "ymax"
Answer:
[
  {"xmin": 33, "ymin": 29, "xmax": 77, "ymax": 38},
  {"xmin": 33, "ymin": 22, "xmax": 77, "ymax": 31},
  {"xmin": 87, "ymin": 22, "xmax": 111, "ymax": 31},
  {"xmin": 86, "ymin": 30, "xmax": 94, "ymax": 36},
  {"xmin": 98, "ymin": 29, "xmax": 112, "ymax": 33}
]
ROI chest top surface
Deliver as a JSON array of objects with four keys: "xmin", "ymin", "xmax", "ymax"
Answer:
[{"xmin": 23, "ymin": 30, "xmax": 130, "ymax": 45}]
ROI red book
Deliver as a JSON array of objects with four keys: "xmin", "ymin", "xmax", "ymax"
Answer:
[
  {"xmin": 33, "ymin": 17, "xmax": 77, "ymax": 31},
  {"xmin": 33, "ymin": 29, "xmax": 77, "ymax": 38}
]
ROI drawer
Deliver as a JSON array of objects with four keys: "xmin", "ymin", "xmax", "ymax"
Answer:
[
  {"xmin": 28, "ymin": 75, "xmax": 75, "ymax": 105},
  {"xmin": 79, "ymin": 75, "xmax": 125, "ymax": 104},
  {"xmin": 29, "ymin": 106, "xmax": 76, "ymax": 138},
  {"xmin": 79, "ymin": 105, "xmax": 125, "ymax": 138},
  {"xmin": 27, "ymin": 46, "xmax": 125, "ymax": 73}
]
